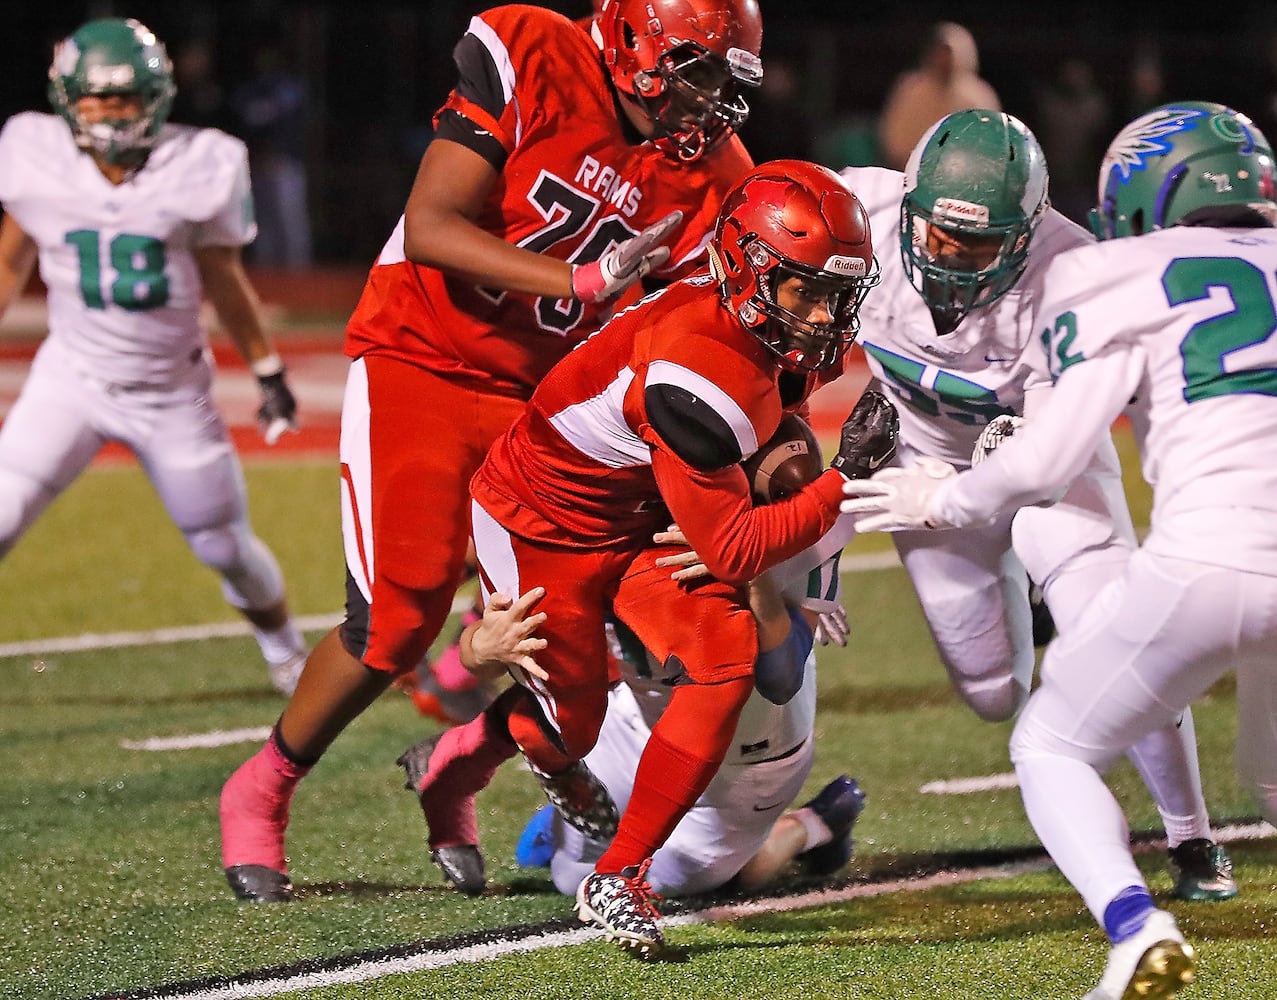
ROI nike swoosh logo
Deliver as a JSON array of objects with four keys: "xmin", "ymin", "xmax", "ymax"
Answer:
[
  {"xmin": 867, "ymin": 453, "xmax": 887, "ymax": 470},
  {"xmin": 752, "ymin": 801, "xmax": 785, "ymax": 812},
  {"xmin": 984, "ymin": 355, "xmax": 1015, "ymax": 363}
]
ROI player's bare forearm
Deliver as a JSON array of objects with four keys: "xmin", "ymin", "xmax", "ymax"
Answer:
[
  {"xmin": 194, "ymin": 244, "xmax": 277, "ymax": 365},
  {"xmin": 0, "ymin": 215, "xmax": 38, "ymax": 324},
  {"xmin": 402, "ymin": 139, "xmax": 574, "ymax": 299}
]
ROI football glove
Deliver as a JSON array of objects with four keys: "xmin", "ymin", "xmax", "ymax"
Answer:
[
  {"xmin": 830, "ymin": 389, "xmax": 899, "ymax": 479},
  {"xmin": 570, "ymin": 210, "xmax": 683, "ymax": 304},
  {"xmin": 840, "ymin": 456, "xmax": 957, "ymax": 531},
  {"xmin": 971, "ymin": 414, "xmax": 1025, "ymax": 466},
  {"xmin": 813, "ymin": 605, "xmax": 850, "ymax": 647},
  {"xmin": 257, "ymin": 370, "xmax": 299, "ymax": 445}
]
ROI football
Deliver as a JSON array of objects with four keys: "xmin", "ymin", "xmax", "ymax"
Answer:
[{"xmin": 741, "ymin": 413, "xmax": 824, "ymax": 504}]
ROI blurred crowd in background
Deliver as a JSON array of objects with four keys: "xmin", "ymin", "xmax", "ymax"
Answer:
[{"xmin": 6, "ymin": 0, "xmax": 1277, "ymax": 268}]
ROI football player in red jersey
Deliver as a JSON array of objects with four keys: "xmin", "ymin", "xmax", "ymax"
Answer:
[
  {"xmin": 218, "ymin": 0, "xmax": 765, "ymax": 903},
  {"xmin": 397, "ymin": 160, "xmax": 898, "ymax": 954}
]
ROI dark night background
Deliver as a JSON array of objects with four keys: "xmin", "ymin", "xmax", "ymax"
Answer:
[{"xmin": 7, "ymin": 1, "xmax": 1277, "ymax": 266}]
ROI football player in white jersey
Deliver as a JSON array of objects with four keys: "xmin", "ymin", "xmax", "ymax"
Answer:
[
  {"xmin": 0, "ymin": 18, "xmax": 307, "ymax": 694},
  {"xmin": 843, "ymin": 100, "xmax": 1277, "ymax": 1000},
  {"xmin": 825, "ymin": 110, "xmax": 1235, "ymax": 901}
]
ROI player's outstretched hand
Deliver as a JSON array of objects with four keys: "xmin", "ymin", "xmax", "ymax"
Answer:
[
  {"xmin": 571, "ymin": 210, "xmax": 684, "ymax": 304},
  {"xmin": 840, "ymin": 456, "xmax": 957, "ymax": 532},
  {"xmin": 813, "ymin": 604, "xmax": 850, "ymax": 647},
  {"xmin": 467, "ymin": 587, "xmax": 550, "ymax": 682},
  {"xmin": 653, "ymin": 523, "xmax": 712, "ymax": 582},
  {"xmin": 830, "ymin": 388, "xmax": 898, "ymax": 479},
  {"xmin": 256, "ymin": 368, "xmax": 299, "ymax": 445}
]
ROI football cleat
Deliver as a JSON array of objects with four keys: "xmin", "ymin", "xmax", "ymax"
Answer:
[
  {"xmin": 225, "ymin": 864, "xmax": 292, "ymax": 903},
  {"xmin": 431, "ymin": 845, "xmax": 486, "ymax": 897},
  {"xmin": 529, "ymin": 759, "xmax": 620, "ymax": 841},
  {"xmin": 1082, "ymin": 909, "xmax": 1195, "ymax": 1000},
  {"xmin": 515, "ymin": 803, "xmax": 557, "ymax": 868},
  {"xmin": 396, "ymin": 735, "xmax": 487, "ymax": 895},
  {"xmin": 268, "ymin": 651, "xmax": 306, "ymax": 697},
  {"xmin": 576, "ymin": 859, "xmax": 665, "ymax": 957},
  {"xmin": 796, "ymin": 775, "xmax": 866, "ymax": 876},
  {"xmin": 1169, "ymin": 838, "xmax": 1238, "ymax": 901}
]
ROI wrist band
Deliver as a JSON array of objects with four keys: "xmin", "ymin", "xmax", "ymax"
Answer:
[{"xmin": 251, "ymin": 354, "xmax": 285, "ymax": 378}]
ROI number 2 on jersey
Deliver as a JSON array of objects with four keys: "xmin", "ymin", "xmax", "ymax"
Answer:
[
  {"xmin": 1167, "ymin": 256, "xmax": 1277, "ymax": 401},
  {"xmin": 66, "ymin": 230, "xmax": 169, "ymax": 311}
]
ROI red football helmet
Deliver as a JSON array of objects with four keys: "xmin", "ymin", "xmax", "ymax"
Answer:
[
  {"xmin": 712, "ymin": 160, "xmax": 880, "ymax": 372},
  {"xmin": 595, "ymin": 0, "xmax": 763, "ymax": 161}
]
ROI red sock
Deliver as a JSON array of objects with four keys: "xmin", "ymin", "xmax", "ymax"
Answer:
[
  {"xmin": 219, "ymin": 731, "xmax": 311, "ymax": 872},
  {"xmin": 596, "ymin": 678, "xmax": 750, "ymax": 873},
  {"xmin": 419, "ymin": 704, "xmax": 518, "ymax": 848}
]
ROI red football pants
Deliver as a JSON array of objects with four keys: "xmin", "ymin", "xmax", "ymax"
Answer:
[{"xmin": 339, "ymin": 356, "xmax": 526, "ymax": 675}]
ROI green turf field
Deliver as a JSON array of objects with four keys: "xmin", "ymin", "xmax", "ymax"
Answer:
[{"xmin": 2, "ymin": 445, "xmax": 1274, "ymax": 1000}]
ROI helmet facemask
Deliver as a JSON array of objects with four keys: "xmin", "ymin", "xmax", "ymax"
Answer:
[
  {"xmin": 734, "ymin": 239, "xmax": 880, "ymax": 373},
  {"xmin": 900, "ymin": 198, "xmax": 1033, "ymax": 331},
  {"xmin": 634, "ymin": 41, "xmax": 761, "ymax": 162}
]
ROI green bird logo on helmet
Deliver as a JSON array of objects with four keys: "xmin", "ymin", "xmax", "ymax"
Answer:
[
  {"xmin": 47, "ymin": 18, "xmax": 176, "ymax": 168},
  {"xmin": 1090, "ymin": 101, "xmax": 1277, "ymax": 240},
  {"xmin": 900, "ymin": 109, "xmax": 1049, "ymax": 332}
]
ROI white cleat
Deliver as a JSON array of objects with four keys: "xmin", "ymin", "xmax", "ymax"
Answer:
[{"xmin": 1083, "ymin": 909, "xmax": 1196, "ymax": 1000}]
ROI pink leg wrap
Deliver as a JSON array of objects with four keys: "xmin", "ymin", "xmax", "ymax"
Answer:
[
  {"xmin": 219, "ymin": 736, "xmax": 310, "ymax": 872},
  {"xmin": 419, "ymin": 709, "xmax": 516, "ymax": 848}
]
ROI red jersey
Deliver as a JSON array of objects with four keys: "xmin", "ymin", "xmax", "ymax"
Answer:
[
  {"xmin": 344, "ymin": 4, "xmax": 753, "ymax": 400},
  {"xmin": 469, "ymin": 275, "xmax": 848, "ymax": 586}
]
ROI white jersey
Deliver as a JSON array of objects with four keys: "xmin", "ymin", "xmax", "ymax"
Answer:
[
  {"xmin": 939, "ymin": 225, "xmax": 1277, "ymax": 574},
  {"xmin": 0, "ymin": 112, "xmax": 255, "ymax": 386},
  {"xmin": 610, "ymin": 552, "xmax": 836, "ymax": 767},
  {"xmin": 841, "ymin": 165, "xmax": 1092, "ymax": 467}
]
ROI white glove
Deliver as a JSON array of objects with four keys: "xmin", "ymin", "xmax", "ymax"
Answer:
[
  {"xmin": 813, "ymin": 605, "xmax": 850, "ymax": 647},
  {"xmin": 840, "ymin": 456, "xmax": 958, "ymax": 531},
  {"xmin": 570, "ymin": 210, "xmax": 683, "ymax": 304},
  {"xmin": 971, "ymin": 414, "xmax": 1025, "ymax": 466}
]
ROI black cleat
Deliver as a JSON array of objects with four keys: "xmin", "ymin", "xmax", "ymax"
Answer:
[
  {"xmin": 530, "ymin": 759, "xmax": 620, "ymax": 840},
  {"xmin": 432, "ymin": 845, "xmax": 486, "ymax": 896},
  {"xmin": 225, "ymin": 864, "xmax": 293, "ymax": 902}
]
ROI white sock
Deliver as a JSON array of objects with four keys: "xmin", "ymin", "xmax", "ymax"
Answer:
[
  {"xmin": 792, "ymin": 806, "xmax": 833, "ymax": 850},
  {"xmin": 254, "ymin": 620, "xmax": 306, "ymax": 666}
]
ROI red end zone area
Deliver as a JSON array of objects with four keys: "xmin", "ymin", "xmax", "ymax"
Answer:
[{"xmin": 0, "ymin": 328, "xmax": 872, "ymax": 465}]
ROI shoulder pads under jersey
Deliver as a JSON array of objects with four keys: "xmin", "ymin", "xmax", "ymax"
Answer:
[{"xmin": 645, "ymin": 382, "xmax": 743, "ymax": 471}]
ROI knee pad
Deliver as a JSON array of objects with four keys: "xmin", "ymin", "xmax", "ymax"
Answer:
[
  {"xmin": 925, "ymin": 590, "xmax": 1033, "ymax": 723},
  {"xmin": 185, "ymin": 520, "xmax": 285, "ymax": 610}
]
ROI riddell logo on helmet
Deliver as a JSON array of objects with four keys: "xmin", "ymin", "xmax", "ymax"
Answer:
[
  {"xmin": 825, "ymin": 255, "xmax": 867, "ymax": 276},
  {"xmin": 86, "ymin": 64, "xmax": 136, "ymax": 89},
  {"xmin": 934, "ymin": 198, "xmax": 990, "ymax": 226}
]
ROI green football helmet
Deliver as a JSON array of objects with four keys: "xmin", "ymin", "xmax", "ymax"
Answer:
[
  {"xmin": 900, "ymin": 109, "xmax": 1049, "ymax": 331},
  {"xmin": 1090, "ymin": 101, "xmax": 1277, "ymax": 240},
  {"xmin": 47, "ymin": 18, "xmax": 176, "ymax": 167}
]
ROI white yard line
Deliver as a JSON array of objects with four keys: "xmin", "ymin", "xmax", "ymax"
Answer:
[{"xmin": 131, "ymin": 820, "xmax": 1277, "ymax": 1000}]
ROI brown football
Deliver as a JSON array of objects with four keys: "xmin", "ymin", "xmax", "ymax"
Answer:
[{"xmin": 741, "ymin": 414, "xmax": 824, "ymax": 504}]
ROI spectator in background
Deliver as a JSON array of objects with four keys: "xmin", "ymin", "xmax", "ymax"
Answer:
[
  {"xmin": 1121, "ymin": 42, "xmax": 1167, "ymax": 121},
  {"xmin": 230, "ymin": 43, "xmax": 312, "ymax": 269},
  {"xmin": 1034, "ymin": 57, "xmax": 1110, "ymax": 225},
  {"xmin": 877, "ymin": 22, "xmax": 1000, "ymax": 170},
  {"xmin": 171, "ymin": 37, "xmax": 230, "ymax": 133}
]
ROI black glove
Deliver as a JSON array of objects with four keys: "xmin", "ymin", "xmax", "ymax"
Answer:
[
  {"xmin": 257, "ymin": 370, "xmax": 298, "ymax": 444},
  {"xmin": 830, "ymin": 388, "xmax": 898, "ymax": 479}
]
